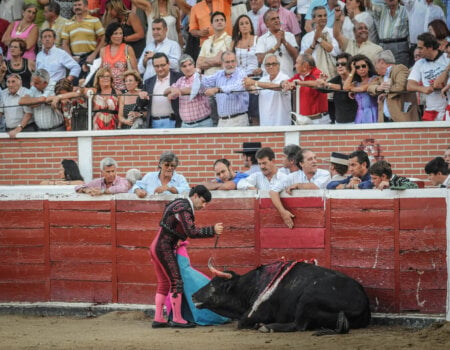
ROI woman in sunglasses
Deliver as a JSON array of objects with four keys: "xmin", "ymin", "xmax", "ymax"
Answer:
[{"xmin": 343, "ymin": 54, "xmax": 378, "ymax": 123}]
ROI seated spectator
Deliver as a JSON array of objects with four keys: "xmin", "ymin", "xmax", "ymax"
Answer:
[
  {"xmin": 278, "ymin": 144, "xmax": 301, "ymax": 175},
  {"xmin": 424, "ymin": 157, "xmax": 450, "ymax": 188},
  {"xmin": 40, "ymin": 1, "xmax": 69, "ymax": 48},
  {"xmin": 19, "ymin": 69, "xmax": 65, "ymax": 132},
  {"xmin": 333, "ymin": 8, "xmax": 382, "ymax": 65},
  {"xmin": 369, "ymin": 160, "xmax": 418, "ymax": 190},
  {"xmin": 164, "ymin": 54, "xmax": 213, "ymax": 128},
  {"xmin": 408, "ymin": 33, "xmax": 449, "ymax": 122},
  {"xmin": 237, "ymin": 147, "xmax": 287, "ymax": 190},
  {"xmin": 132, "ymin": 151, "xmax": 190, "ymax": 198},
  {"xmin": 243, "ymin": 53, "xmax": 292, "ymax": 126},
  {"xmin": 327, "ymin": 150, "xmax": 373, "ymax": 189},
  {"xmin": 75, "ymin": 157, "xmax": 130, "ymax": 195},
  {"xmin": 234, "ymin": 142, "xmax": 262, "ymax": 175},
  {"xmin": 202, "ymin": 158, "xmax": 249, "ymax": 191},
  {"xmin": 343, "ymin": 54, "xmax": 378, "ymax": 124},
  {"xmin": 118, "ymin": 70, "xmax": 145, "ymax": 129},
  {"xmin": 0, "ymin": 73, "xmax": 36, "ymax": 138},
  {"xmin": 270, "ymin": 148, "xmax": 331, "ymax": 228},
  {"xmin": 367, "ymin": 50, "xmax": 419, "ymax": 123},
  {"xmin": 125, "ymin": 168, "xmax": 142, "ymax": 190},
  {"xmin": 329, "ymin": 152, "xmax": 349, "ymax": 182},
  {"xmin": 40, "ymin": 159, "xmax": 85, "ymax": 185}
]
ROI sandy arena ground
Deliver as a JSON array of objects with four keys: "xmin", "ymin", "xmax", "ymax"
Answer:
[{"xmin": 1, "ymin": 311, "xmax": 449, "ymax": 350}]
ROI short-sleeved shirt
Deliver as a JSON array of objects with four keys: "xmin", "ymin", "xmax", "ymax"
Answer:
[
  {"xmin": 271, "ymin": 169, "xmax": 331, "ymax": 192},
  {"xmin": 61, "ymin": 15, "xmax": 105, "ymax": 55},
  {"xmin": 217, "ymin": 171, "xmax": 249, "ymax": 185},
  {"xmin": 198, "ymin": 32, "xmax": 232, "ymax": 76},
  {"xmin": 327, "ymin": 75, "xmax": 357, "ymax": 123}
]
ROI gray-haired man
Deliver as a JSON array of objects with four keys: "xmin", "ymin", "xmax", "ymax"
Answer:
[{"xmin": 75, "ymin": 158, "xmax": 130, "ymax": 196}]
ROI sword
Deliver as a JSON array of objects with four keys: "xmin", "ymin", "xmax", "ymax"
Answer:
[{"xmin": 214, "ymin": 234, "xmax": 220, "ymax": 248}]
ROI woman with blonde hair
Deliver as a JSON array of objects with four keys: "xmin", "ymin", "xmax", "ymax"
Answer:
[
  {"xmin": 91, "ymin": 66, "xmax": 120, "ymax": 130},
  {"xmin": 118, "ymin": 70, "xmax": 145, "ymax": 129}
]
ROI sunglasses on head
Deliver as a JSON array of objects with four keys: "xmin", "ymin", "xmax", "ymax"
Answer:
[
  {"xmin": 336, "ymin": 62, "xmax": 347, "ymax": 67},
  {"xmin": 355, "ymin": 64, "xmax": 367, "ymax": 69}
]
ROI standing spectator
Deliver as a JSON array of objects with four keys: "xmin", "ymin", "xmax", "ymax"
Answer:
[
  {"xmin": 255, "ymin": 9, "xmax": 298, "ymax": 77},
  {"xmin": 19, "ymin": 69, "xmax": 65, "ymax": 131},
  {"xmin": 2, "ymin": 3, "xmax": 39, "ymax": 61},
  {"xmin": 138, "ymin": 52, "xmax": 183, "ymax": 128},
  {"xmin": 318, "ymin": 52, "xmax": 358, "ymax": 124},
  {"xmin": 368, "ymin": 50, "xmax": 419, "ymax": 122},
  {"xmin": 36, "ymin": 29, "xmax": 81, "ymax": 83},
  {"xmin": 165, "ymin": 54, "xmax": 213, "ymax": 128},
  {"xmin": 103, "ymin": 0, "xmax": 146, "ymax": 58},
  {"xmin": 428, "ymin": 19, "xmax": 450, "ymax": 52},
  {"xmin": 333, "ymin": 7, "xmax": 382, "ymax": 65},
  {"xmin": 40, "ymin": 1, "xmax": 69, "ymax": 48},
  {"xmin": 407, "ymin": 33, "xmax": 449, "ymax": 121},
  {"xmin": 0, "ymin": 73, "xmax": 35, "ymax": 138},
  {"xmin": 301, "ymin": 6, "xmax": 340, "ymax": 79},
  {"xmin": 247, "ymin": 0, "xmax": 268, "ymax": 32},
  {"xmin": 0, "ymin": 0, "xmax": 25, "ymax": 23},
  {"xmin": 0, "ymin": 39, "xmax": 35, "ymax": 89},
  {"xmin": 231, "ymin": 14, "xmax": 260, "ymax": 77},
  {"xmin": 244, "ymin": 53, "xmax": 292, "ymax": 126},
  {"xmin": 424, "ymin": 157, "xmax": 450, "ymax": 188},
  {"xmin": 256, "ymin": 0, "xmax": 301, "ymax": 44},
  {"xmin": 189, "ymin": 0, "xmax": 232, "ymax": 46},
  {"xmin": 366, "ymin": 0, "xmax": 409, "ymax": 66},
  {"xmin": 132, "ymin": 151, "xmax": 190, "ymax": 197},
  {"xmin": 118, "ymin": 70, "xmax": 145, "ymax": 129},
  {"xmin": 341, "ymin": 0, "xmax": 377, "ymax": 44},
  {"xmin": 343, "ymin": 54, "xmax": 378, "ymax": 124},
  {"xmin": 138, "ymin": 18, "xmax": 181, "ymax": 82},
  {"xmin": 61, "ymin": 0, "xmax": 105, "ymax": 79},
  {"xmin": 75, "ymin": 157, "xmax": 130, "ymax": 195},
  {"xmin": 132, "ymin": 0, "xmax": 184, "ymax": 47},
  {"xmin": 304, "ymin": 0, "xmax": 343, "ymax": 32},
  {"xmin": 201, "ymin": 51, "xmax": 249, "ymax": 127},
  {"xmin": 100, "ymin": 22, "xmax": 137, "ymax": 91}
]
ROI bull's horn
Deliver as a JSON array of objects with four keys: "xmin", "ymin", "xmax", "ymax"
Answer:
[{"xmin": 208, "ymin": 257, "xmax": 232, "ymax": 279}]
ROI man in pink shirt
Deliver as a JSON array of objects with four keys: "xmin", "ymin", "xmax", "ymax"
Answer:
[{"xmin": 75, "ymin": 157, "xmax": 130, "ymax": 195}]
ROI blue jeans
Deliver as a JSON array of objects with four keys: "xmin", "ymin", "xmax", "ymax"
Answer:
[
  {"xmin": 181, "ymin": 117, "xmax": 213, "ymax": 128},
  {"xmin": 151, "ymin": 118, "xmax": 176, "ymax": 129}
]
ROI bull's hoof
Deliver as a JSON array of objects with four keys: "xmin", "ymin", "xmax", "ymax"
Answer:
[{"xmin": 258, "ymin": 325, "xmax": 272, "ymax": 333}]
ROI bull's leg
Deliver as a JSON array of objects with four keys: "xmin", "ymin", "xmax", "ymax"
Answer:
[{"xmin": 258, "ymin": 322, "xmax": 298, "ymax": 333}]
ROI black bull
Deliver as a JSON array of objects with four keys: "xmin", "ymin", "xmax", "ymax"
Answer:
[{"xmin": 192, "ymin": 261, "xmax": 371, "ymax": 333}]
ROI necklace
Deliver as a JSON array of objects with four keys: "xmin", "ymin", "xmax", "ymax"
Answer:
[{"xmin": 16, "ymin": 22, "xmax": 31, "ymax": 35}]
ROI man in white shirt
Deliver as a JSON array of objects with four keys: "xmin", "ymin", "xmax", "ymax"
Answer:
[
  {"xmin": 407, "ymin": 33, "xmax": 449, "ymax": 121},
  {"xmin": 36, "ymin": 29, "xmax": 81, "ymax": 82},
  {"xmin": 270, "ymin": 148, "xmax": 331, "ymax": 228},
  {"xmin": 238, "ymin": 147, "xmax": 287, "ymax": 190},
  {"xmin": 247, "ymin": 0, "xmax": 268, "ymax": 31},
  {"xmin": 138, "ymin": 18, "xmax": 181, "ymax": 82},
  {"xmin": 255, "ymin": 9, "xmax": 298, "ymax": 77}
]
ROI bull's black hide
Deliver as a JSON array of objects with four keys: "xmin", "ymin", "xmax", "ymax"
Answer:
[{"xmin": 192, "ymin": 261, "xmax": 371, "ymax": 333}]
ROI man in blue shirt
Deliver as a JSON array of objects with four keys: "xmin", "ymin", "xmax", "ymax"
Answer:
[
  {"xmin": 202, "ymin": 158, "xmax": 249, "ymax": 190},
  {"xmin": 327, "ymin": 150, "xmax": 373, "ymax": 189},
  {"xmin": 305, "ymin": 0, "xmax": 343, "ymax": 32}
]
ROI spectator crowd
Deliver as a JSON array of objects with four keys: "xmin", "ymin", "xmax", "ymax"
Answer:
[{"xmin": 0, "ymin": 0, "xmax": 449, "ymax": 136}]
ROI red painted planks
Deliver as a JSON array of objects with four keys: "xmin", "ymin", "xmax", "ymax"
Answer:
[
  {"xmin": 116, "ymin": 264, "xmax": 154, "ymax": 284},
  {"xmin": 399, "ymin": 250, "xmax": 447, "ymax": 270},
  {"xmin": 259, "ymin": 248, "xmax": 327, "ymax": 265},
  {"xmin": 0, "ymin": 264, "xmax": 47, "ymax": 281},
  {"xmin": 330, "ymin": 198, "xmax": 395, "ymax": 210},
  {"xmin": 51, "ymin": 280, "xmax": 112, "ymax": 303},
  {"xmin": 260, "ymin": 208, "xmax": 325, "ymax": 228},
  {"xmin": 0, "ymin": 201, "xmax": 43, "ymax": 210},
  {"xmin": 400, "ymin": 198, "xmax": 445, "ymax": 210},
  {"xmin": 399, "ymin": 229, "xmax": 446, "ymax": 250},
  {"xmin": 0, "ymin": 283, "xmax": 47, "ymax": 302},
  {"xmin": 116, "ymin": 211, "xmax": 160, "ymax": 231},
  {"xmin": 116, "ymin": 246, "xmax": 151, "ymax": 264},
  {"xmin": 188, "ymin": 247, "xmax": 257, "ymax": 267},
  {"xmin": 117, "ymin": 283, "xmax": 154, "ymax": 304},
  {"xmin": 331, "ymin": 209, "xmax": 394, "ymax": 230},
  {"xmin": 365, "ymin": 288, "xmax": 395, "ymax": 313},
  {"xmin": 259, "ymin": 197, "xmax": 324, "ymax": 209},
  {"xmin": 260, "ymin": 227, "xmax": 324, "ymax": 249},
  {"xmin": 50, "ymin": 227, "xmax": 112, "ymax": 245},
  {"xmin": 399, "ymin": 289, "xmax": 446, "ymax": 313},
  {"xmin": 334, "ymin": 267, "xmax": 395, "ymax": 289},
  {"xmin": 116, "ymin": 230, "xmax": 153, "ymax": 247},
  {"xmin": 50, "ymin": 262, "xmax": 112, "ymax": 281},
  {"xmin": 399, "ymin": 208, "xmax": 446, "ymax": 230},
  {"xmin": 399, "ymin": 270, "xmax": 447, "ymax": 290},
  {"xmin": 195, "ymin": 210, "xmax": 254, "ymax": 229},
  {"xmin": 205, "ymin": 198, "xmax": 255, "ymax": 210},
  {"xmin": 332, "ymin": 248, "xmax": 395, "ymax": 269},
  {"xmin": 49, "ymin": 210, "xmax": 111, "ymax": 227},
  {"xmin": 49, "ymin": 201, "xmax": 111, "ymax": 210},
  {"xmin": 116, "ymin": 200, "xmax": 167, "ymax": 212},
  {"xmin": 50, "ymin": 245, "xmax": 112, "ymax": 262},
  {"xmin": 0, "ymin": 211, "xmax": 44, "ymax": 229},
  {"xmin": 187, "ymin": 228, "xmax": 255, "ymax": 248},
  {"xmin": 330, "ymin": 228, "xmax": 394, "ymax": 249},
  {"xmin": 0, "ymin": 246, "xmax": 45, "ymax": 264},
  {"xmin": 0, "ymin": 228, "xmax": 45, "ymax": 245}
]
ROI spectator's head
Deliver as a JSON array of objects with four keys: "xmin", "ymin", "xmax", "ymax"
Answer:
[
  {"xmin": 158, "ymin": 151, "xmax": 179, "ymax": 178},
  {"xmin": 424, "ymin": 157, "xmax": 449, "ymax": 186},
  {"xmin": 444, "ymin": 147, "xmax": 450, "ymax": 169},
  {"xmin": 264, "ymin": 9, "xmax": 281, "ymax": 33},
  {"xmin": 99, "ymin": 157, "xmax": 118, "ymax": 185},
  {"xmin": 384, "ymin": 0, "xmax": 399, "ymax": 8},
  {"xmin": 43, "ymin": 1, "xmax": 60, "ymax": 21},
  {"xmin": 9, "ymin": 38, "xmax": 26, "ymax": 57},
  {"xmin": 345, "ymin": 0, "xmax": 365, "ymax": 15},
  {"xmin": 330, "ymin": 152, "xmax": 349, "ymax": 176},
  {"xmin": 312, "ymin": 6, "xmax": 327, "ymax": 28},
  {"xmin": 282, "ymin": 144, "xmax": 301, "ymax": 171},
  {"xmin": 21, "ymin": 3, "xmax": 38, "ymax": 22},
  {"xmin": 267, "ymin": 0, "xmax": 281, "ymax": 9},
  {"xmin": 40, "ymin": 28, "xmax": 57, "ymax": 50},
  {"xmin": 152, "ymin": 52, "xmax": 170, "ymax": 79},
  {"xmin": 189, "ymin": 185, "xmax": 212, "ymax": 210},
  {"xmin": 73, "ymin": 0, "xmax": 88, "ymax": 15},
  {"xmin": 353, "ymin": 21, "xmax": 369, "ymax": 43},
  {"xmin": 249, "ymin": 0, "xmax": 265, "ymax": 12},
  {"xmin": 369, "ymin": 160, "xmax": 392, "ymax": 187},
  {"xmin": 349, "ymin": 54, "xmax": 377, "ymax": 81},
  {"xmin": 296, "ymin": 149, "xmax": 318, "ymax": 175},
  {"xmin": 256, "ymin": 147, "xmax": 277, "ymax": 177},
  {"xmin": 123, "ymin": 70, "xmax": 142, "ymax": 91},
  {"xmin": 335, "ymin": 52, "xmax": 352, "ymax": 77},
  {"xmin": 6, "ymin": 73, "xmax": 22, "ymax": 94},
  {"xmin": 263, "ymin": 53, "xmax": 281, "ymax": 77},
  {"xmin": 295, "ymin": 54, "xmax": 316, "ymax": 74},
  {"xmin": 221, "ymin": 51, "xmax": 237, "ymax": 75},
  {"xmin": 428, "ymin": 19, "xmax": 449, "ymax": 41},
  {"xmin": 126, "ymin": 168, "xmax": 142, "ymax": 186},
  {"xmin": 235, "ymin": 142, "xmax": 261, "ymax": 168},
  {"xmin": 417, "ymin": 32, "xmax": 439, "ymax": 59},
  {"xmin": 213, "ymin": 159, "xmax": 235, "ymax": 182},
  {"xmin": 375, "ymin": 50, "xmax": 395, "ymax": 76},
  {"xmin": 105, "ymin": 22, "xmax": 124, "ymax": 45},
  {"xmin": 152, "ymin": 18, "xmax": 168, "ymax": 43},
  {"xmin": 105, "ymin": 0, "xmax": 129, "ymax": 20},
  {"xmin": 55, "ymin": 78, "xmax": 74, "ymax": 95},
  {"xmin": 232, "ymin": 14, "xmax": 255, "ymax": 43},
  {"xmin": 61, "ymin": 159, "xmax": 84, "ymax": 181},
  {"xmin": 348, "ymin": 150, "xmax": 370, "ymax": 177},
  {"xmin": 179, "ymin": 54, "xmax": 196, "ymax": 77},
  {"xmin": 94, "ymin": 67, "xmax": 113, "ymax": 90},
  {"xmin": 211, "ymin": 11, "xmax": 226, "ymax": 32},
  {"xmin": 32, "ymin": 69, "xmax": 50, "ymax": 92}
]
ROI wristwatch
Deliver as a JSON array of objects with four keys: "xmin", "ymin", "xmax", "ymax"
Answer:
[
  {"xmin": 316, "ymin": 37, "xmax": 323, "ymax": 44},
  {"xmin": 17, "ymin": 124, "xmax": 23, "ymax": 129}
]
